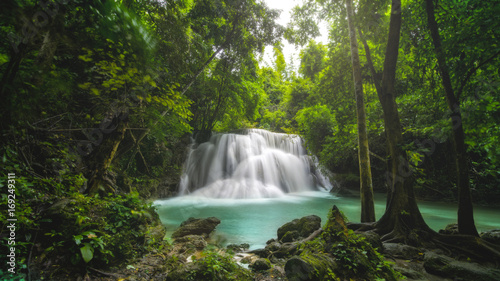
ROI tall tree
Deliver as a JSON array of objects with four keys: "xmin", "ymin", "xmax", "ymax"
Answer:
[
  {"xmin": 345, "ymin": 0, "xmax": 375, "ymax": 222},
  {"xmin": 366, "ymin": 0, "xmax": 432, "ymax": 242},
  {"xmin": 424, "ymin": 0, "xmax": 478, "ymax": 236}
]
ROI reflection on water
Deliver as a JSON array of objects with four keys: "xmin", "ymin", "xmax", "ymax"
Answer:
[{"xmin": 154, "ymin": 191, "xmax": 500, "ymax": 250}]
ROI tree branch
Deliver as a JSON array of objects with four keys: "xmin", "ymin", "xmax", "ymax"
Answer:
[
  {"xmin": 457, "ymin": 49, "xmax": 500, "ymax": 100},
  {"xmin": 358, "ymin": 28, "xmax": 381, "ymax": 95}
]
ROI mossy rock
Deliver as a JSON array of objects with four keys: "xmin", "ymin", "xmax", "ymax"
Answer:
[
  {"xmin": 250, "ymin": 258, "xmax": 272, "ymax": 271},
  {"xmin": 284, "ymin": 205, "xmax": 401, "ymax": 281},
  {"xmin": 285, "ymin": 254, "xmax": 336, "ymax": 281},
  {"xmin": 424, "ymin": 252, "xmax": 500, "ymax": 281},
  {"xmin": 277, "ymin": 215, "xmax": 321, "ymax": 242},
  {"xmin": 281, "ymin": 230, "xmax": 300, "ymax": 242},
  {"xmin": 172, "ymin": 217, "xmax": 221, "ymax": 238}
]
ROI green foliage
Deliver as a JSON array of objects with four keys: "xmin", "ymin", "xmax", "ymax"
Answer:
[
  {"xmin": 295, "ymin": 208, "xmax": 404, "ymax": 281},
  {"xmin": 295, "ymin": 104, "xmax": 335, "ymax": 155},
  {"xmin": 40, "ymin": 192, "xmax": 160, "ymax": 269},
  {"xmin": 299, "ymin": 40, "xmax": 327, "ymax": 81},
  {"xmin": 185, "ymin": 250, "xmax": 252, "ymax": 281}
]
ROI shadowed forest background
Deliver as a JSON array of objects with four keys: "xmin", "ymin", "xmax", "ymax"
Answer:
[{"xmin": 1, "ymin": 0, "xmax": 499, "ymax": 280}]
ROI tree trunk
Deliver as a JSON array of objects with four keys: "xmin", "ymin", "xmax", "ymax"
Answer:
[
  {"xmin": 345, "ymin": 0, "xmax": 375, "ymax": 223},
  {"xmin": 424, "ymin": 0, "xmax": 478, "ymax": 237},
  {"xmin": 84, "ymin": 113, "xmax": 128, "ymax": 195},
  {"xmin": 374, "ymin": 0, "xmax": 432, "ymax": 242}
]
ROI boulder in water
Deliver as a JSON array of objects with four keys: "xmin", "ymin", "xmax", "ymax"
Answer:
[
  {"xmin": 277, "ymin": 215, "xmax": 321, "ymax": 242},
  {"xmin": 171, "ymin": 217, "xmax": 221, "ymax": 238}
]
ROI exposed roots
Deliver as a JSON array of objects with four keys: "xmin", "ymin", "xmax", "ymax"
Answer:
[
  {"xmin": 434, "ymin": 233, "xmax": 500, "ymax": 264},
  {"xmin": 350, "ymin": 221, "xmax": 500, "ymax": 264}
]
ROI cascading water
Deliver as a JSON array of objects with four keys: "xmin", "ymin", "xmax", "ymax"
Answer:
[{"xmin": 178, "ymin": 129, "xmax": 331, "ymax": 199}]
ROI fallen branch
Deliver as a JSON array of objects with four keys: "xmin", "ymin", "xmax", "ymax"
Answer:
[{"xmin": 88, "ymin": 267, "xmax": 125, "ymax": 278}]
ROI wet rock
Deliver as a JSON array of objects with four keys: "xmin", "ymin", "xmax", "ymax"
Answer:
[
  {"xmin": 173, "ymin": 235, "xmax": 207, "ymax": 250},
  {"xmin": 392, "ymin": 264, "xmax": 426, "ymax": 280},
  {"xmin": 424, "ymin": 252, "xmax": 500, "ymax": 281},
  {"xmin": 266, "ymin": 238, "xmax": 276, "ymax": 244},
  {"xmin": 265, "ymin": 241, "xmax": 281, "ymax": 252},
  {"xmin": 285, "ymin": 254, "xmax": 336, "ymax": 281},
  {"xmin": 226, "ymin": 243, "xmax": 250, "ymax": 252},
  {"xmin": 250, "ymin": 258, "xmax": 272, "ymax": 271},
  {"xmin": 356, "ymin": 231, "xmax": 383, "ymax": 250},
  {"xmin": 171, "ymin": 217, "xmax": 221, "ymax": 238},
  {"xmin": 272, "ymin": 242, "xmax": 298, "ymax": 258},
  {"xmin": 438, "ymin": 223, "xmax": 459, "ymax": 235},
  {"xmin": 383, "ymin": 243, "xmax": 421, "ymax": 259},
  {"xmin": 249, "ymin": 248, "xmax": 271, "ymax": 258},
  {"xmin": 281, "ymin": 230, "xmax": 300, "ymax": 243},
  {"xmin": 277, "ymin": 215, "xmax": 321, "ymax": 242},
  {"xmin": 481, "ymin": 229, "xmax": 500, "ymax": 245}
]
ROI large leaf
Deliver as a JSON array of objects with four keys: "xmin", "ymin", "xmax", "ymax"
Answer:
[{"xmin": 80, "ymin": 243, "xmax": 94, "ymax": 263}]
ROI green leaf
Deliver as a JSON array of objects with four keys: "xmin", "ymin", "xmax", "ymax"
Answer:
[
  {"xmin": 74, "ymin": 235, "xmax": 83, "ymax": 245},
  {"xmin": 80, "ymin": 243, "xmax": 94, "ymax": 263}
]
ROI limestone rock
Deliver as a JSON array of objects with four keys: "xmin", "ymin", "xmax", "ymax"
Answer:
[{"xmin": 171, "ymin": 217, "xmax": 220, "ymax": 238}]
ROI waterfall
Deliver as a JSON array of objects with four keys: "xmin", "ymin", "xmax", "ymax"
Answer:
[{"xmin": 178, "ymin": 129, "xmax": 331, "ymax": 199}]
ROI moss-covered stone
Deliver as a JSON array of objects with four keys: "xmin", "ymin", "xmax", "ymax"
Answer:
[
  {"xmin": 424, "ymin": 252, "xmax": 500, "ymax": 281},
  {"xmin": 171, "ymin": 217, "xmax": 221, "ymax": 238},
  {"xmin": 285, "ymin": 253, "xmax": 336, "ymax": 281},
  {"xmin": 277, "ymin": 215, "xmax": 321, "ymax": 242},
  {"xmin": 284, "ymin": 205, "xmax": 402, "ymax": 281},
  {"xmin": 250, "ymin": 258, "xmax": 272, "ymax": 271},
  {"xmin": 166, "ymin": 250, "xmax": 253, "ymax": 281},
  {"xmin": 281, "ymin": 230, "xmax": 300, "ymax": 242}
]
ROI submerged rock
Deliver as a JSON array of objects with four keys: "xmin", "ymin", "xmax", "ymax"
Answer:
[{"xmin": 171, "ymin": 217, "xmax": 221, "ymax": 238}]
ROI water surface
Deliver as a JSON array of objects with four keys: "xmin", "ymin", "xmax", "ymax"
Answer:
[{"xmin": 155, "ymin": 191, "xmax": 500, "ymax": 250}]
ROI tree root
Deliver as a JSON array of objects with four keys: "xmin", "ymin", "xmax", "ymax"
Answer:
[{"xmin": 350, "ymin": 223, "xmax": 500, "ymax": 264}]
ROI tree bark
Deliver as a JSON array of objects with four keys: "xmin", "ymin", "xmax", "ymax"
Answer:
[
  {"xmin": 84, "ymin": 113, "xmax": 128, "ymax": 195},
  {"xmin": 424, "ymin": 0, "xmax": 478, "ymax": 236},
  {"xmin": 373, "ymin": 0, "xmax": 432, "ymax": 242},
  {"xmin": 345, "ymin": 0, "xmax": 375, "ymax": 223}
]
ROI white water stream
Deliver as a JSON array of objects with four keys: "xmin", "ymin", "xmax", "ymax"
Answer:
[{"xmin": 178, "ymin": 129, "xmax": 330, "ymax": 198}]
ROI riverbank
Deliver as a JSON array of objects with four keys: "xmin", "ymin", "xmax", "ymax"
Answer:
[{"xmin": 84, "ymin": 205, "xmax": 500, "ymax": 281}]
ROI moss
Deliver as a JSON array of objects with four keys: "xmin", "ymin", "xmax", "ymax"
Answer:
[
  {"xmin": 285, "ymin": 205, "xmax": 404, "ymax": 281},
  {"xmin": 167, "ymin": 250, "xmax": 253, "ymax": 281}
]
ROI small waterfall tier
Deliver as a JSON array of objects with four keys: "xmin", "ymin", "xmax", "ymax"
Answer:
[{"xmin": 179, "ymin": 129, "xmax": 331, "ymax": 199}]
